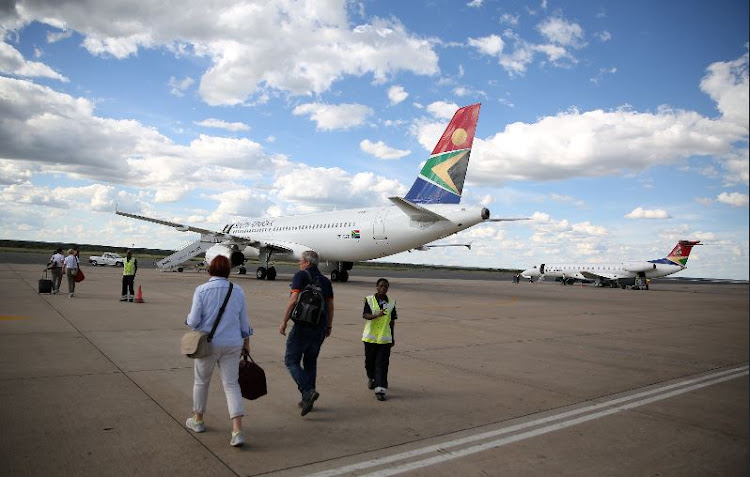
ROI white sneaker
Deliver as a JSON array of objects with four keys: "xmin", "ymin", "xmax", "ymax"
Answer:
[
  {"xmin": 185, "ymin": 416, "xmax": 205, "ymax": 433},
  {"xmin": 230, "ymin": 430, "xmax": 245, "ymax": 447},
  {"xmin": 68, "ymin": 293, "xmax": 74, "ymax": 298}
]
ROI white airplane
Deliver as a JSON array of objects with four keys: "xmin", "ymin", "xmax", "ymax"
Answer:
[
  {"xmin": 521, "ymin": 240, "xmax": 701, "ymax": 289},
  {"xmin": 117, "ymin": 103, "xmax": 525, "ymax": 282}
]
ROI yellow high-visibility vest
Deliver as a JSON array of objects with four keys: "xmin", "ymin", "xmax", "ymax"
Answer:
[
  {"xmin": 123, "ymin": 258, "xmax": 136, "ymax": 276},
  {"xmin": 362, "ymin": 295, "xmax": 395, "ymax": 344}
]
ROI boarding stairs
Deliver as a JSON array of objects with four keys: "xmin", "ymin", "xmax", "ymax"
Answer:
[{"xmin": 156, "ymin": 235, "xmax": 220, "ymax": 271}]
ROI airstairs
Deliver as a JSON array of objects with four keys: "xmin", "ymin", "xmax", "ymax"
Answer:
[{"xmin": 156, "ymin": 236, "xmax": 219, "ymax": 271}]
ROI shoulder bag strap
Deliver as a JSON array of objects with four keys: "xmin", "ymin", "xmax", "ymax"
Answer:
[
  {"xmin": 304, "ymin": 269, "xmax": 320, "ymax": 287},
  {"xmin": 207, "ymin": 282, "xmax": 233, "ymax": 342}
]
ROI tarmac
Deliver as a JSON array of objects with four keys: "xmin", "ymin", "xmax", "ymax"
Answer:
[{"xmin": 0, "ymin": 261, "xmax": 747, "ymax": 476}]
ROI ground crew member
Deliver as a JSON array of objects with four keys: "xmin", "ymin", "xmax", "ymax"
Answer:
[
  {"xmin": 362, "ymin": 278, "xmax": 397, "ymax": 401},
  {"xmin": 121, "ymin": 250, "xmax": 138, "ymax": 302}
]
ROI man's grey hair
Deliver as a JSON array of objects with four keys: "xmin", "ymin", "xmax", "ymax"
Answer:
[{"xmin": 301, "ymin": 250, "xmax": 319, "ymax": 266}]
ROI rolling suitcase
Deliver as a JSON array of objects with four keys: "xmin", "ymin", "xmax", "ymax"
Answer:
[{"xmin": 39, "ymin": 270, "xmax": 53, "ymax": 294}]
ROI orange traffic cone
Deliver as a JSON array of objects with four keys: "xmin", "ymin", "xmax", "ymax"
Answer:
[{"xmin": 135, "ymin": 285, "xmax": 144, "ymax": 303}]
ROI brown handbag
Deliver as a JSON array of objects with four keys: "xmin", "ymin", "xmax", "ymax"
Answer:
[{"xmin": 238, "ymin": 352, "xmax": 267, "ymax": 400}]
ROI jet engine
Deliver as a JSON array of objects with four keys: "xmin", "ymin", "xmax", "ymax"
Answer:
[
  {"xmin": 205, "ymin": 244, "xmax": 246, "ymax": 268},
  {"xmin": 622, "ymin": 261, "xmax": 657, "ymax": 273}
]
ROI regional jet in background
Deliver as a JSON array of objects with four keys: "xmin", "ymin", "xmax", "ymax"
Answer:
[
  {"xmin": 117, "ymin": 103, "xmax": 526, "ymax": 282},
  {"xmin": 521, "ymin": 240, "xmax": 701, "ymax": 289}
]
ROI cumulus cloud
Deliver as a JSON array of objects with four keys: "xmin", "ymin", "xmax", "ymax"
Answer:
[
  {"xmin": 360, "ymin": 140, "xmax": 411, "ymax": 160},
  {"xmin": 0, "ymin": 76, "xmax": 278, "ymax": 190},
  {"xmin": 387, "ymin": 85, "xmax": 409, "ymax": 105},
  {"xmin": 195, "ymin": 118, "xmax": 250, "ymax": 132},
  {"xmin": 471, "ymin": 106, "xmax": 746, "ymax": 184},
  {"xmin": 625, "ymin": 207, "xmax": 671, "ymax": 219},
  {"xmin": 700, "ymin": 48, "xmax": 749, "ymax": 127},
  {"xmin": 0, "ymin": 41, "xmax": 68, "ymax": 81},
  {"xmin": 272, "ymin": 164, "xmax": 406, "ymax": 213},
  {"xmin": 293, "ymin": 102, "xmax": 373, "ymax": 130},
  {"xmin": 717, "ymin": 192, "xmax": 749, "ymax": 207},
  {"xmin": 467, "ymin": 51, "xmax": 749, "ymax": 186},
  {"xmin": 426, "ymin": 101, "xmax": 460, "ymax": 120},
  {"xmin": 468, "ymin": 34, "xmax": 504, "ymax": 56},
  {"xmin": 168, "ymin": 76, "xmax": 195, "ymax": 97},
  {"xmin": 3, "ymin": 1, "xmax": 439, "ymax": 106},
  {"xmin": 537, "ymin": 17, "xmax": 585, "ymax": 48},
  {"xmin": 467, "ymin": 15, "xmax": 586, "ymax": 75}
]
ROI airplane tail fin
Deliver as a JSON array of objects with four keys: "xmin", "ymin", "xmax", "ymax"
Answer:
[
  {"xmin": 404, "ymin": 103, "xmax": 481, "ymax": 204},
  {"xmin": 666, "ymin": 240, "xmax": 701, "ymax": 266}
]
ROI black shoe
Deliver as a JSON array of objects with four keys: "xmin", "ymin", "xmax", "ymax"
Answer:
[
  {"xmin": 376, "ymin": 392, "xmax": 386, "ymax": 401},
  {"xmin": 368, "ymin": 379, "xmax": 376, "ymax": 390},
  {"xmin": 120, "ymin": 298, "xmax": 127, "ymax": 302},
  {"xmin": 301, "ymin": 391, "xmax": 320, "ymax": 416}
]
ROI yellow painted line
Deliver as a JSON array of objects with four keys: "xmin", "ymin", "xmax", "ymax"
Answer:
[{"xmin": 0, "ymin": 316, "xmax": 31, "ymax": 321}]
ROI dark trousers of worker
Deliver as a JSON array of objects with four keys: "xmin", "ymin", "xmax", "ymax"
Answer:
[
  {"xmin": 285, "ymin": 324, "xmax": 326, "ymax": 399},
  {"xmin": 364, "ymin": 342, "xmax": 391, "ymax": 389},
  {"xmin": 121, "ymin": 275, "xmax": 135, "ymax": 297}
]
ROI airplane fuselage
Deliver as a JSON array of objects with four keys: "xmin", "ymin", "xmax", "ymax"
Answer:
[
  {"xmin": 230, "ymin": 204, "xmax": 487, "ymax": 264},
  {"xmin": 522, "ymin": 260, "xmax": 685, "ymax": 282}
]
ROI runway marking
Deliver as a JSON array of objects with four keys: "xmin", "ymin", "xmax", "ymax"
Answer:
[
  {"xmin": 0, "ymin": 316, "xmax": 31, "ymax": 321},
  {"xmin": 310, "ymin": 366, "xmax": 748, "ymax": 477}
]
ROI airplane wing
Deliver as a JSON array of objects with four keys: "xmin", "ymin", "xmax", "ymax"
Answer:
[
  {"xmin": 116, "ymin": 210, "xmax": 264, "ymax": 248},
  {"xmin": 486, "ymin": 218, "xmax": 531, "ymax": 222},
  {"xmin": 412, "ymin": 243, "xmax": 472, "ymax": 251},
  {"xmin": 580, "ymin": 270, "xmax": 630, "ymax": 280},
  {"xmin": 116, "ymin": 210, "xmax": 221, "ymax": 236}
]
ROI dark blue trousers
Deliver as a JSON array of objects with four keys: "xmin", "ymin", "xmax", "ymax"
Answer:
[{"xmin": 285, "ymin": 324, "xmax": 326, "ymax": 398}]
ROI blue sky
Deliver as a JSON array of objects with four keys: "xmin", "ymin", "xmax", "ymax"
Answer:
[{"xmin": 1, "ymin": 0, "xmax": 747, "ymax": 280}]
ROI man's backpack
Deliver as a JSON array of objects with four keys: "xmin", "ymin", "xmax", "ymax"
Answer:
[{"xmin": 291, "ymin": 270, "xmax": 325, "ymax": 327}]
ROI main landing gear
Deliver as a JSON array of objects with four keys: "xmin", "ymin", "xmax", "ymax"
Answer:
[
  {"xmin": 330, "ymin": 261, "xmax": 353, "ymax": 283},
  {"xmin": 330, "ymin": 269, "xmax": 349, "ymax": 282},
  {"xmin": 256, "ymin": 266, "xmax": 277, "ymax": 280}
]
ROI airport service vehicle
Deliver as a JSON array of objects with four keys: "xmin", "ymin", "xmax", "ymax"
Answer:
[
  {"xmin": 88, "ymin": 252, "xmax": 124, "ymax": 267},
  {"xmin": 117, "ymin": 103, "xmax": 525, "ymax": 282},
  {"xmin": 521, "ymin": 240, "xmax": 701, "ymax": 289}
]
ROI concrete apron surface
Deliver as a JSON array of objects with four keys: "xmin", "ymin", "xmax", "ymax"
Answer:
[{"xmin": 0, "ymin": 263, "xmax": 747, "ymax": 476}]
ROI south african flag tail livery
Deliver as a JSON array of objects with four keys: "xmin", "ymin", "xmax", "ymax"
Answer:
[{"xmin": 405, "ymin": 103, "xmax": 480, "ymax": 204}]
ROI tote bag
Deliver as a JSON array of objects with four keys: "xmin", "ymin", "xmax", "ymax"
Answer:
[{"xmin": 238, "ymin": 352, "xmax": 267, "ymax": 400}]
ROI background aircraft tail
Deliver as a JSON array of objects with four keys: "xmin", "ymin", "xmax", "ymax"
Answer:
[
  {"xmin": 666, "ymin": 240, "xmax": 701, "ymax": 266},
  {"xmin": 404, "ymin": 103, "xmax": 481, "ymax": 204}
]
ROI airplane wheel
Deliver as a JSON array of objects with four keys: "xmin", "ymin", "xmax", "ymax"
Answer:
[
  {"xmin": 266, "ymin": 267, "xmax": 277, "ymax": 281},
  {"xmin": 256, "ymin": 267, "xmax": 266, "ymax": 279},
  {"xmin": 339, "ymin": 270, "xmax": 349, "ymax": 282},
  {"xmin": 331, "ymin": 270, "xmax": 340, "ymax": 282},
  {"xmin": 238, "ymin": 266, "xmax": 246, "ymax": 275},
  {"xmin": 177, "ymin": 267, "xmax": 183, "ymax": 273}
]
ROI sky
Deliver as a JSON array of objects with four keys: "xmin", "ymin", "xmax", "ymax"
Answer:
[{"xmin": 0, "ymin": 0, "xmax": 748, "ymax": 280}]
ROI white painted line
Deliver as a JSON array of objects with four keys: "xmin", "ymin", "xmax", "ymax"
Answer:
[
  {"xmin": 309, "ymin": 366, "xmax": 748, "ymax": 477},
  {"xmin": 364, "ymin": 369, "xmax": 748, "ymax": 476}
]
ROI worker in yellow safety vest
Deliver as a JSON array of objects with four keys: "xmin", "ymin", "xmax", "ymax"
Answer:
[
  {"xmin": 121, "ymin": 250, "xmax": 138, "ymax": 302},
  {"xmin": 362, "ymin": 278, "xmax": 397, "ymax": 401}
]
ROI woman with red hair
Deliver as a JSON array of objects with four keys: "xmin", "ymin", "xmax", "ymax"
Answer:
[{"xmin": 185, "ymin": 255, "xmax": 252, "ymax": 447}]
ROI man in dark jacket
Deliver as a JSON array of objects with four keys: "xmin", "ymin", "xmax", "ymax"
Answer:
[{"xmin": 279, "ymin": 250, "xmax": 334, "ymax": 416}]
